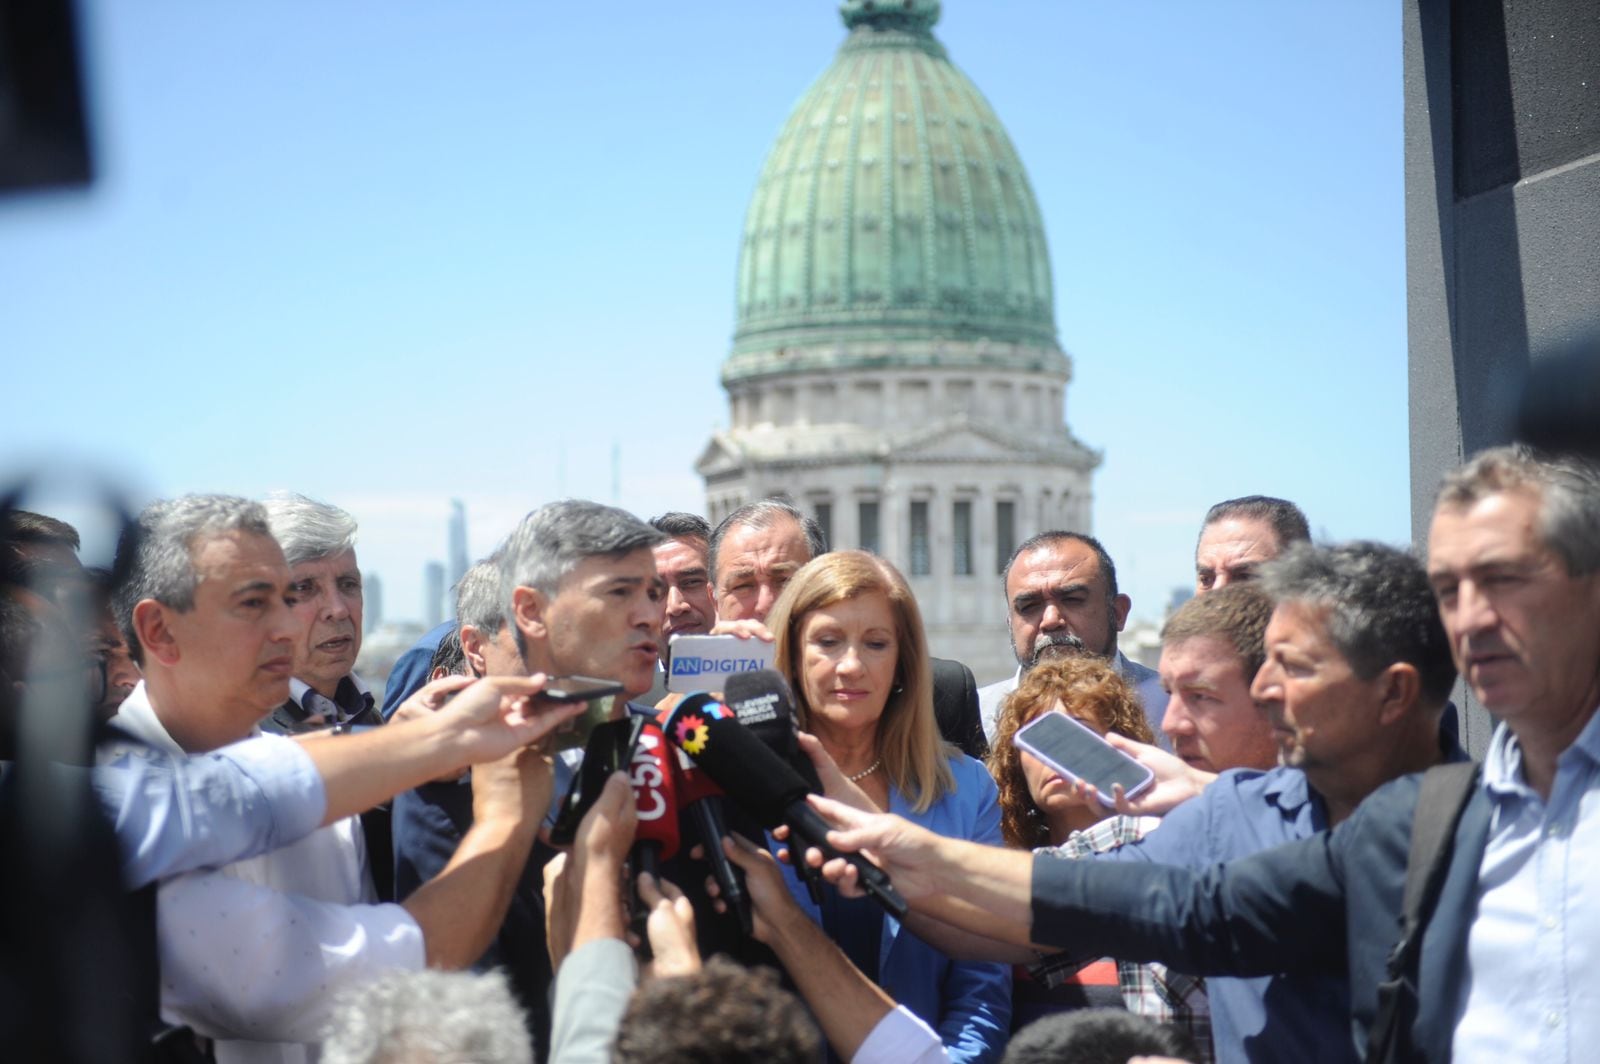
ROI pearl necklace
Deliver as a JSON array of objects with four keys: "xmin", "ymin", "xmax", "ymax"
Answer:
[{"xmin": 847, "ymin": 758, "xmax": 883, "ymax": 783}]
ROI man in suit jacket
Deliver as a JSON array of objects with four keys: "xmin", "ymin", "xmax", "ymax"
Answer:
[{"xmin": 977, "ymin": 531, "xmax": 1167, "ymax": 744}]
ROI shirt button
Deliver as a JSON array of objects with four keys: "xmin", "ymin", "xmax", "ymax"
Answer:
[
  {"xmin": 1546, "ymin": 823, "xmax": 1566, "ymax": 840},
  {"xmin": 1545, "ymin": 1011, "xmax": 1561, "ymax": 1029},
  {"xmin": 1543, "ymin": 915, "xmax": 1559, "ymax": 931}
]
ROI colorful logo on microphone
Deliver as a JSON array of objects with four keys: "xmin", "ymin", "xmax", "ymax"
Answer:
[{"xmin": 674, "ymin": 713, "xmax": 710, "ymax": 755}]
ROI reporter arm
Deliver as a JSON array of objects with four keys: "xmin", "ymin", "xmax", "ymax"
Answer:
[
  {"xmin": 899, "ymin": 907, "xmax": 1039, "ymax": 963},
  {"xmin": 297, "ymin": 675, "xmax": 582, "ymax": 827},
  {"xmin": 400, "ymin": 745, "xmax": 550, "ymax": 969},
  {"xmin": 548, "ymin": 773, "xmax": 639, "ymax": 1064},
  {"xmin": 723, "ymin": 835, "xmax": 910, "ymax": 1062}
]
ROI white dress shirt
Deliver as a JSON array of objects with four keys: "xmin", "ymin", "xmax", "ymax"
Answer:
[{"xmin": 110, "ymin": 683, "xmax": 424, "ymax": 1063}]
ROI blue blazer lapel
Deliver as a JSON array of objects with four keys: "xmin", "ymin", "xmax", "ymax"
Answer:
[{"xmin": 1414, "ymin": 787, "xmax": 1494, "ymax": 1052}]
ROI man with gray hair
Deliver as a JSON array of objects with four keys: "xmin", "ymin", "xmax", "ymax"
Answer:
[
  {"xmin": 106, "ymin": 493, "xmax": 575, "ymax": 1064},
  {"xmin": 499, "ymin": 499, "xmax": 666, "ymax": 699},
  {"xmin": 707, "ymin": 499, "xmax": 824, "ymax": 625},
  {"xmin": 393, "ymin": 500, "xmax": 665, "ymax": 1060},
  {"xmin": 457, "ymin": 556, "xmax": 523, "ymax": 679},
  {"xmin": 260, "ymin": 492, "xmax": 378, "ymax": 735},
  {"xmin": 260, "ymin": 492, "xmax": 392, "ymax": 899}
]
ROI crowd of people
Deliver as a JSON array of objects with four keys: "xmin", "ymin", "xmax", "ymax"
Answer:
[{"xmin": 2, "ymin": 441, "xmax": 1597, "ymax": 1064}]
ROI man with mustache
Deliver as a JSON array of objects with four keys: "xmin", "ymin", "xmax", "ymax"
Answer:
[{"xmin": 978, "ymin": 531, "xmax": 1165, "ymax": 743}]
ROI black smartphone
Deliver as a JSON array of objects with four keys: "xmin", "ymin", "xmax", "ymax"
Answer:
[
  {"xmin": 1013, "ymin": 711, "xmax": 1154, "ymax": 809},
  {"xmin": 541, "ymin": 675, "xmax": 628, "ymax": 752},
  {"xmin": 549, "ymin": 715, "xmax": 645, "ymax": 846},
  {"xmin": 541, "ymin": 675, "xmax": 627, "ymax": 703}
]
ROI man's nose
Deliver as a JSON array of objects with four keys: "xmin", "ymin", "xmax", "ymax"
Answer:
[
  {"xmin": 1451, "ymin": 580, "xmax": 1499, "ymax": 638},
  {"xmin": 755, "ymin": 582, "xmax": 778, "ymax": 621},
  {"xmin": 1040, "ymin": 602, "xmax": 1065, "ymax": 630},
  {"xmin": 1250, "ymin": 662, "xmax": 1280, "ymax": 703},
  {"xmin": 1161, "ymin": 699, "xmax": 1194, "ymax": 738},
  {"xmin": 271, "ymin": 601, "xmax": 300, "ymax": 644},
  {"xmin": 323, "ymin": 589, "xmax": 350, "ymax": 621},
  {"xmin": 665, "ymin": 585, "xmax": 688, "ymax": 615}
]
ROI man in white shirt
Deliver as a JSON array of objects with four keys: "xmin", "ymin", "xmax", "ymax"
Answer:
[{"xmin": 111, "ymin": 494, "xmax": 571, "ymax": 1063}]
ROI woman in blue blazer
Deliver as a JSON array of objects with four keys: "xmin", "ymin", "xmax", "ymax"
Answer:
[{"xmin": 765, "ymin": 550, "xmax": 1011, "ymax": 1063}]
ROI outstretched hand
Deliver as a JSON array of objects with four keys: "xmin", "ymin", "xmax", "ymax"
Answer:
[
  {"xmin": 1066, "ymin": 733, "xmax": 1215, "ymax": 816},
  {"xmin": 805, "ymin": 795, "xmax": 941, "ymax": 902},
  {"xmin": 425, "ymin": 674, "xmax": 589, "ymax": 766}
]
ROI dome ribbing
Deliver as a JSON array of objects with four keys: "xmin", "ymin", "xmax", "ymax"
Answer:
[{"xmin": 726, "ymin": 2, "xmax": 1058, "ymax": 382}]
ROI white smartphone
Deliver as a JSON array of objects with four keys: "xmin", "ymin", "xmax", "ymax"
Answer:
[{"xmin": 1013, "ymin": 712, "xmax": 1155, "ymax": 809}]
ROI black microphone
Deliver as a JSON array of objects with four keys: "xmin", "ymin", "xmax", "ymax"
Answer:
[
  {"xmin": 662, "ymin": 697, "xmax": 908, "ymax": 919},
  {"xmin": 723, "ymin": 669, "xmax": 822, "ymax": 792},
  {"xmin": 721, "ymin": 670, "xmax": 827, "ymax": 904}
]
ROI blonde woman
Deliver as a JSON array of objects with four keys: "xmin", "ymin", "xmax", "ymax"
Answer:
[{"xmin": 767, "ymin": 550, "xmax": 1009, "ymax": 1063}]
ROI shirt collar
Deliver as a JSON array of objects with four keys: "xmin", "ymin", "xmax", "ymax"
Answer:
[
  {"xmin": 285, "ymin": 673, "xmax": 375, "ymax": 727},
  {"xmin": 1484, "ymin": 705, "xmax": 1600, "ymax": 798},
  {"xmin": 107, "ymin": 680, "xmax": 185, "ymax": 755},
  {"xmin": 1259, "ymin": 765, "xmax": 1315, "ymax": 814}
]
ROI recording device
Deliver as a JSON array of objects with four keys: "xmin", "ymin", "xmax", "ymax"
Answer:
[
  {"xmin": 724, "ymin": 669, "xmax": 822, "ymax": 791},
  {"xmin": 628, "ymin": 719, "xmax": 682, "ymax": 950},
  {"xmin": 661, "ymin": 696, "xmax": 908, "ymax": 918},
  {"xmin": 721, "ymin": 670, "xmax": 826, "ymax": 903},
  {"xmin": 549, "ymin": 716, "xmax": 645, "ymax": 846},
  {"xmin": 540, "ymin": 675, "xmax": 626, "ymax": 752},
  {"xmin": 661, "ymin": 698, "xmax": 752, "ymax": 937},
  {"xmin": 1013, "ymin": 712, "xmax": 1155, "ymax": 809},
  {"xmin": 666, "ymin": 634, "xmax": 777, "ymax": 693}
]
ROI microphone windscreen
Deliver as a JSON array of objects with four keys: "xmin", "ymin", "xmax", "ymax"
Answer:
[
  {"xmin": 630, "ymin": 720, "xmax": 680, "ymax": 860},
  {"xmin": 723, "ymin": 669, "xmax": 821, "ymax": 792},
  {"xmin": 662, "ymin": 700, "xmax": 809, "ymax": 828}
]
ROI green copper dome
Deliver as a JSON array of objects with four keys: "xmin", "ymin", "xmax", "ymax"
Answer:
[{"xmin": 727, "ymin": 1, "xmax": 1058, "ymax": 381}]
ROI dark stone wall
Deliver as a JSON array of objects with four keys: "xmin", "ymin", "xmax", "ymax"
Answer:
[{"xmin": 1406, "ymin": 0, "xmax": 1600, "ymax": 755}]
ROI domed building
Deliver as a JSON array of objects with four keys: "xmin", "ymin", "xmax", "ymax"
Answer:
[{"xmin": 697, "ymin": 0, "xmax": 1099, "ymax": 683}]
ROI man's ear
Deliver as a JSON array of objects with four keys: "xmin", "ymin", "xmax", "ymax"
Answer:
[
  {"xmin": 459, "ymin": 624, "xmax": 490, "ymax": 678},
  {"xmin": 1376, "ymin": 663, "xmax": 1422, "ymax": 726},
  {"xmin": 511, "ymin": 585, "xmax": 548, "ymax": 645},
  {"xmin": 132, "ymin": 599, "xmax": 180, "ymax": 667},
  {"xmin": 1112, "ymin": 593, "xmax": 1132, "ymax": 632}
]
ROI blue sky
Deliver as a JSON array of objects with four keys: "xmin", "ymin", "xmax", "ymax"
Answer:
[{"xmin": 1, "ymin": 0, "xmax": 1408, "ymax": 627}]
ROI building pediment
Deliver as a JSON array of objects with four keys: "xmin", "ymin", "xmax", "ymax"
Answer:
[
  {"xmin": 694, "ymin": 434, "xmax": 746, "ymax": 478},
  {"xmin": 888, "ymin": 416, "xmax": 1099, "ymax": 468}
]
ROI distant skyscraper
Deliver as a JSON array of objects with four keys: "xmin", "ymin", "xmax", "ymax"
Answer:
[
  {"xmin": 423, "ymin": 561, "xmax": 446, "ymax": 629},
  {"xmin": 364, "ymin": 571, "xmax": 384, "ymax": 634},
  {"xmin": 448, "ymin": 499, "xmax": 469, "ymax": 603}
]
